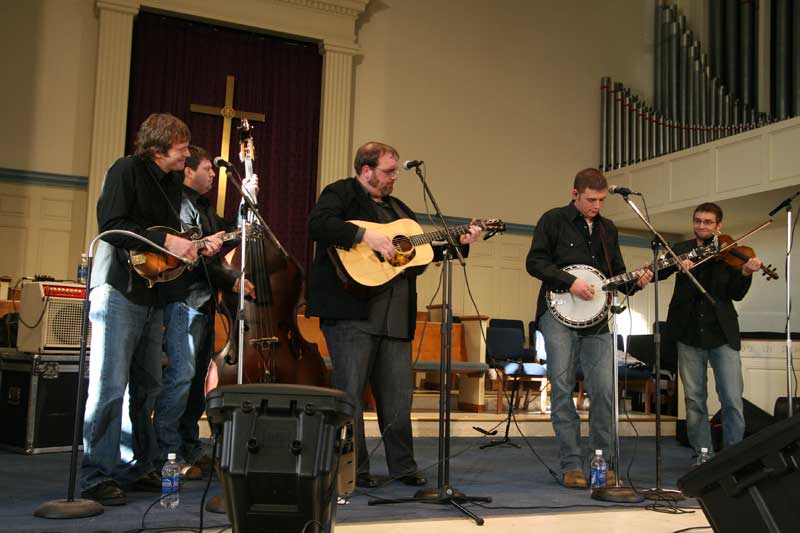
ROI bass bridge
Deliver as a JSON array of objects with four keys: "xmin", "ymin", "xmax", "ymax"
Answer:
[{"xmin": 249, "ymin": 337, "xmax": 279, "ymax": 350}]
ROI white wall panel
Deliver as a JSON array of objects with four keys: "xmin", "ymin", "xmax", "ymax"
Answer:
[
  {"xmin": 769, "ymin": 121, "xmax": 800, "ymax": 183},
  {"xmin": 716, "ymin": 136, "xmax": 764, "ymax": 193}
]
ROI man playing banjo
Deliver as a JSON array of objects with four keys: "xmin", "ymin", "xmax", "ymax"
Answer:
[{"xmin": 526, "ymin": 168, "xmax": 653, "ymax": 489}]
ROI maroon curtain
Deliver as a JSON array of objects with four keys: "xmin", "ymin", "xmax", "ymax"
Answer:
[{"xmin": 125, "ymin": 11, "xmax": 322, "ymax": 269}]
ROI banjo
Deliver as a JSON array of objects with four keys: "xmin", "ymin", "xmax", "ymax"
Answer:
[{"xmin": 545, "ymin": 242, "xmax": 718, "ymax": 328}]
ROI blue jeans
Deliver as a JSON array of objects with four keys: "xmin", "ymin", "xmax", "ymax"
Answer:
[
  {"xmin": 154, "ymin": 302, "xmax": 211, "ymax": 464},
  {"xmin": 539, "ymin": 311, "xmax": 614, "ymax": 473},
  {"xmin": 678, "ymin": 341, "xmax": 744, "ymax": 453},
  {"xmin": 321, "ymin": 321, "xmax": 417, "ymax": 478},
  {"xmin": 81, "ymin": 284, "xmax": 163, "ymax": 491}
]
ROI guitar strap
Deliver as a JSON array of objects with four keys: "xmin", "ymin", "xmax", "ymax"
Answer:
[
  {"xmin": 144, "ymin": 161, "xmax": 187, "ymax": 232},
  {"xmin": 595, "ymin": 217, "xmax": 615, "ymax": 277}
]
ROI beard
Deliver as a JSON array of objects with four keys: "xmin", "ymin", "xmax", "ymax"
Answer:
[{"xmin": 368, "ymin": 176, "xmax": 392, "ymax": 196}]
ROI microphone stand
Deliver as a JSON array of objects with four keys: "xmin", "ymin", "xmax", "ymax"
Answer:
[
  {"xmin": 35, "ymin": 231, "xmax": 192, "ymax": 519},
  {"xmin": 769, "ymin": 191, "xmax": 799, "ymax": 418},
  {"xmin": 592, "ymin": 293, "xmax": 644, "ymax": 503},
  {"xmin": 617, "ymin": 193, "xmax": 711, "ymax": 502},
  {"xmin": 368, "ymin": 165, "xmax": 491, "ymax": 525}
]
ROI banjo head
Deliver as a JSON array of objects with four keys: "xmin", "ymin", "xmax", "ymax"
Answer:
[{"xmin": 546, "ymin": 264, "xmax": 612, "ymax": 328}]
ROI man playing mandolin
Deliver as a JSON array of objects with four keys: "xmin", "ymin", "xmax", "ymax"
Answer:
[
  {"xmin": 306, "ymin": 141, "xmax": 481, "ymax": 488},
  {"xmin": 82, "ymin": 114, "xmax": 224, "ymax": 505},
  {"xmin": 526, "ymin": 168, "xmax": 653, "ymax": 489},
  {"xmin": 663, "ymin": 202, "xmax": 763, "ymax": 458}
]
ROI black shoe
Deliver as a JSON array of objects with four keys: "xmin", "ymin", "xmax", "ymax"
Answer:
[
  {"xmin": 398, "ymin": 473, "xmax": 427, "ymax": 486},
  {"xmin": 129, "ymin": 470, "xmax": 162, "ymax": 493},
  {"xmin": 356, "ymin": 474, "xmax": 380, "ymax": 488},
  {"xmin": 81, "ymin": 480, "xmax": 127, "ymax": 506}
]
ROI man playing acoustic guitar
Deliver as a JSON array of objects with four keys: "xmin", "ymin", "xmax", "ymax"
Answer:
[{"xmin": 306, "ymin": 142, "xmax": 481, "ymax": 488}]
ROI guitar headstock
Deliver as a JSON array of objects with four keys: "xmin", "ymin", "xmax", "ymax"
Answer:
[
  {"xmin": 480, "ymin": 218, "xmax": 506, "ymax": 241},
  {"xmin": 481, "ymin": 219, "xmax": 506, "ymax": 233}
]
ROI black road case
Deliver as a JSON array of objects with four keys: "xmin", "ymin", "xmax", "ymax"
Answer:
[{"xmin": 0, "ymin": 350, "xmax": 88, "ymax": 453}]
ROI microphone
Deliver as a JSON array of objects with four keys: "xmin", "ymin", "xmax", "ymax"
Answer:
[
  {"xmin": 402, "ymin": 160, "xmax": 423, "ymax": 170},
  {"xmin": 608, "ymin": 185, "xmax": 640, "ymax": 196},
  {"xmin": 213, "ymin": 156, "xmax": 234, "ymax": 169}
]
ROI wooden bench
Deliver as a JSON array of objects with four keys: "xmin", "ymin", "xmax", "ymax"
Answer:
[{"xmin": 297, "ymin": 314, "xmax": 489, "ymax": 412}]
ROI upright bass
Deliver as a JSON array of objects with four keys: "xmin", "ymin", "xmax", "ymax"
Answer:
[{"xmin": 209, "ymin": 119, "xmax": 326, "ymax": 388}]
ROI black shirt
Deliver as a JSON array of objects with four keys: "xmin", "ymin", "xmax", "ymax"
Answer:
[
  {"xmin": 526, "ymin": 202, "xmax": 636, "ymax": 327},
  {"xmin": 90, "ymin": 155, "xmax": 183, "ymax": 306},
  {"xmin": 159, "ymin": 185, "xmax": 239, "ymax": 312}
]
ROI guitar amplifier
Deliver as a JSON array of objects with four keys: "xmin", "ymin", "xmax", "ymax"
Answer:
[{"xmin": 16, "ymin": 282, "xmax": 91, "ymax": 353}]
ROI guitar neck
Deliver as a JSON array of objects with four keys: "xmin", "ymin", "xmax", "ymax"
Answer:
[
  {"xmin": 411, "ymin": 220, "xmax": 486, "ymax": 246},
  {"xmin": 603, "ymin": 250, "xmax": 693, "ymax": 287},
  {"xmin": 194, "ymin": 229, "xmax": 241, "ymax": 250}
]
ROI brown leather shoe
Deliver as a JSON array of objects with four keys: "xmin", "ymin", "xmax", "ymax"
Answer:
[
  {"xmin": 562, "ymin": 468, "xmax": 588, "ymax": 489},
  {"xmin": 606, "ymin": 469, "xmax": 622, "ymax": 486},
  {"xmin": 205, "ymin": 494, "xmax": 226, "ymax": 514},
  {"xmin": 180, "ymin": 464, "xmax": 203, "ymax": 480}
]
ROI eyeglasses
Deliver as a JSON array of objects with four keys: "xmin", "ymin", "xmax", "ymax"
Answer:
[
  {"xmin": 375, "ymin": 167, "xmax": 399, "ymax": 177},
  {"xmin": 693, "ymin": 218, "xmax": 718, "ymax": 226}
]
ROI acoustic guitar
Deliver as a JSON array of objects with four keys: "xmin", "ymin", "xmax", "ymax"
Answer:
[
  {"xmin": 331, "ymin": 218, "xmax": 505, "ymax": 287},
  {"xmin": 129, "ymin": 226, "xmax": 242, "ymax": 288}
]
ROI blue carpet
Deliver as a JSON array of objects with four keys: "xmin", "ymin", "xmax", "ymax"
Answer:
[{"xmin": 0, "ymin": 436, "xmax": 698, "ymax": 533}]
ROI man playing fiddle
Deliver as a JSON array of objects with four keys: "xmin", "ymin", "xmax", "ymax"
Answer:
[{"xmin": 664, "ymin": 202, "xmax": 763, "ymax": 457}]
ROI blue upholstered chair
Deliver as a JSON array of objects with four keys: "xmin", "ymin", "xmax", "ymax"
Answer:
[{"xmin": 486, "ymin": 326, "xmax": 548, "ymax": 414}]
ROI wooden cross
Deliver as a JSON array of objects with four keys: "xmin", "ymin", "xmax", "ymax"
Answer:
[{"xmin": 190, "ymin": 75, "xmax": 266, "ymax": 215}]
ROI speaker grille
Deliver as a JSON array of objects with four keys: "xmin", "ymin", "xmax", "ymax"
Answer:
[{"xmin": 45, "ymin": 299, "xmax": 92, "ymax": 347}]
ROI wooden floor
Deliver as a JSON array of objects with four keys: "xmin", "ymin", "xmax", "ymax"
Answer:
[
  {"xmin": 337, "ymin": 510, "xmax": 710, "ymax": 533},
  {"xmin": 365, "ymin": 390, "xmax": 677, "ymax": 439},
  {"xmin": 169, "ymin": 508, "xmax": 710, "ymax": 533}
]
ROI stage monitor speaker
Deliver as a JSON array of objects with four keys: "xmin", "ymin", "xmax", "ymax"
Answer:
[
  {"xmin": 710, "ymin": 398, "xmax": 774, "ymax": 451},
  {"xmin": 678, "ymin": 413, "xmax": 800, "ymax": 533},
  {"xmin": 774, "ymin": 397, "xmax": 800, "ymax": 419},
  {"xmin": 206, "ymin": 383, "xmax": 354, "ymax": 533}
]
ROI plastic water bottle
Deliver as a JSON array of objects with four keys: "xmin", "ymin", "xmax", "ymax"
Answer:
[
  {"xmin": 696, "ymin": 447, "xmax": 712, "ymax": 466},
  {"xmin": 161, "ymin": 453, "xmax": 180, "ymax": 509},
  {"xmin": 590, "ymin": 449, "xmax": 607, "ymax": 489},
  {"xmin": 76, "ymin": 254, "xmax": 89, "ymax": 285}
]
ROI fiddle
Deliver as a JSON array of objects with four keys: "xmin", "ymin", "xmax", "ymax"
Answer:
[
  {"xmin": 712, "ymin": 234, "xmax": 779, "ymax": 280},
  {"xmin": 685, "ymin": 220, "xmax": 779, "ymax": 281}
]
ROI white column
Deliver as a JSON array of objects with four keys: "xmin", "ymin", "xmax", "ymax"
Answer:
[
  {"xmin": 317, "ymin": 41, "xmax": 359, "ymax": 192},
  {"xmin": 84, "ymin": 0, "xmax": 139, "ymax": 246}
]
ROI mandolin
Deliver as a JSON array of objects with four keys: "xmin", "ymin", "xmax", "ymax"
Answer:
[
  {"xmin": 129, "ymin": 225, "xmax": 242, "ymax": 287},
  {"xmin": 331, "ymin": 218, "xmax": 505, "ymax": 287}
]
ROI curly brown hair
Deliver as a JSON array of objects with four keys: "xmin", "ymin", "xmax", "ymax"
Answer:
[{"xmin": 134, "ymin": 113, "xmax": 190, "ymax": 158}]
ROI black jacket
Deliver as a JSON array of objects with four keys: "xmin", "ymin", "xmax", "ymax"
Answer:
[
  {"xmin": 306, "ymin": 177, "xmax": 464, "ymax": 340},
  {"xmin": 663, "ymin": 239, "xmax": 752, "ymax": 350},
  {"xmin": 90, "ymin": 155, "xmax": 183, "ymax": 306}
]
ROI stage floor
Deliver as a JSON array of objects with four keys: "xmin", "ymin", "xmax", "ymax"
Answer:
[{"xmin": 2, "ymin": 435, "xmax": 708, "ymax": 533}]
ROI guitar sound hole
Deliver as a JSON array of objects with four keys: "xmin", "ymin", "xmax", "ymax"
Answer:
[{"xmin": 392, "ymin": 235, "xmax": 413, "ymax": 253}]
